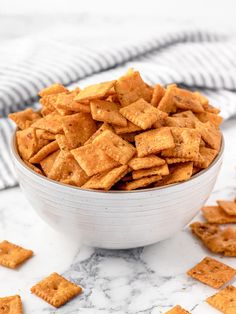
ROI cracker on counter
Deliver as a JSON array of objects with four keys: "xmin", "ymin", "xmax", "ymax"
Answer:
[
  {"xmin": 71, "ymin": 143, "xmax": 119, "ymax": 176},
  {"xmin": 201, "ymin": 206, "xmax": 236, "ymax": 224},
  {"xmin": 165, "ymin": 305, "xmax": 190, "ymax": 314},
  {"xmin": 206, "ymin": 285, "xmax": 236, "ymax": 314},
  {"xmin": 217, "ymin": 200, "xmax": 236, "ymax": 216},
  {"xmin": 31, "ymin": 272, "xmax": 82, "ymax": 308},
  {"xmin": 132, "ymin": 163, "xmax": 169, "ymax": 180},
  {"xmin": 0, "ymin": 295, "xmax": 23, "ymax": 314},
  {"xmin": 119, "ymin": 98, "xmax": 164, "ymax": 130},
  {"xmin": 93, "ymin": 129, "xmax": 136, "ymax": 165},
  {"xmin": 135, "ymin": 128, "xmax": 175, "ymax": 157},
  {"xmin": 187, "ymin": 256, "xmax": 236, "ymax": 289},
  {"xmin": 0, "ymin": 240, "xmax": 33, "ymax": 269},
  {"xmin": 74, "ymin": 80, "xmax": 116, "ymax": 102},
  {"xmin": 90, "ymin": 100, "xmax": 127, "ymax": 126},
  {"xmin": 82, "ymin": 165, "xmax": 129, "ymax": 190},
  {"xmin": 128, "ymin": 155, "xmax": 166, "ymax": 170}
]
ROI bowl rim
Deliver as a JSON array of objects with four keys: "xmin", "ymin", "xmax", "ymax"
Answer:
[{"xmin": 11, "ymin": 130, "xmax": 224, "ymax": 194}]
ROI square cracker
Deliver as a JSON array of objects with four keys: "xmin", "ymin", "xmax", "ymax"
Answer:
[
  {"xmin": 0, "ymin": 295, "xmax": 23, "ymax": 314},
  {"xmin": 40, "ymin": 150, "xmax": 60, "ymax": 176},
  {"xmin": 132, "ymin": 163, "xmax": 169, "ymax": 180},
  {"xmin": 194, "ymin": 147, "xmax": 218, "ymax": 169},
  {"xmin": 165, "ymin": 305, "xmax": 190, "ymax": 314},
  {"xmin": 195, "ymin": 121, "xmax": 222, "ymax": 151},
  {"xmin": 93, "ymin": 129, "xmax": 136, "ymax": 165},
  {"xmin": 201, "ymin": 206, "xmax": 236, "ymax": 224},
  {"xmin": 154, "ymin": 162, "xmax": 193, "ymax": 187},
  {"xmin": 120, "ymin": 98, "xmax": 164, "ymax": 130},
  {"xmin": 71, "ymin": 143, "xmax": 119, "ymax": 176},
  {"xmin": 48, "ymin": 151, "xmax": 89, "ymax": 186},
  {"xmin": 206, "ymin": 285, "xmax": 236, "ymax": 314},
  {"xmin": 135, "ymin": 128, "xmax": 175, "ymax": 158},
  {"xmin": 120, "ymin": 175, "xmax": 162, "ymax": 190},
  {"xmin": 128, "ymin": 155, "xmax": 166, "ymax": 170},
  {"xmin": 195, "ymin": 111, "xmax": 223, "ymax": 128},
  {"xmin": 187, "ymin": 256, "xmax": 236, "ymax": 289},
  {"xmin": 114, "ymin": 69, "xmax": 152, "ymax": 107},
  {"xmin": 113, "ymin": 121, "xmax": 142, "ymax": 134},
  {"xmin": 165, "ymin": 117, "xmax": 195, "ymax": 128},
  {"xmin": 29, "ymin": 140, "xmax": 59, "ymax": 164},
  {"xmin": 31, "ymin": 272, "xmax": 82, "ymax": 308},
  {"xmin": 62, "ymin": 113, "xmax": 97, "ymax": 149},
  {"xmin": 171, "ymin": 87, "xmax": 204, "ymax": 113},
  {"xmin": 158, "ymin": 85, "xmax": 177, "ymax": 113},
  {"xmin": 84, "ymin": 123, "xmax": 113, "ymax": 145},
  {"xmin": 8, "ymin": 108, "xmax": 41, "ymax": 130},
  {"xmin": 16, "ymin": 128, "xmax": 38, "ymax": 161},
  {"xmin": 151, "ymin": 84, "xmax": 165, "ymax": 107},
  {"xmin": 82, "ymin": 165, "xmax": 129, "ymax": 190},
  {"xmin": 74, "ymin": 80, "xmax": 116, "ymax": 102},
  {"xmin": 39, "ymin": 83, "xmax": 68, "ymax": 97},
  {"xmin": 161, "ymin": 128, "xmax": 201, "ymax": 161},
  {"xmin": 217, "ymin": 200, "xmax": 236, "ymax": 216},
  {"xmin": 31, "ymin": 113, "xmax": 63, "ymax": 134},
  {"xmin": 90, "ymin": 100, "xmax": 127, "ymax": 126},
  {"xmin": 0, "ymin": 240, "xmax": 33, "ymax": 269}
]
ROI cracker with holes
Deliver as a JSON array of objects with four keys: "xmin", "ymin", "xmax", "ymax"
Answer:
[
  {"xmin": 48, "ymin": 151, "xmax": 89, "ymax": 186},
  {"xmin": 162, "ymin": 128, "xmax": 201, "ymax": 161},
  {"xmin": 0, "ymin": 240, "xmax": 33, "ymax": 269},
  {"xmin": 0, "ymin": 295, "xmax": 23, "ymax": 314},
  {"xmin": 90, "ymin": 100, "xmax": 127, "ymax": 126},
  {"xmin": 132, "ymin": 163, "xmax": 169, "ymax": 180},
  {"xmin": 74, "ymin": 80, "xmax": 116, "ymax": 102},
  {"xmin": 135, "ymin": 128, "xmax": 175, "ymax": 157},
  {"xmin": 71, "ymin": 143, "xmax": 119, "ymax": 176},
  {"xmin": 217, "ymin": 200, "xmax": 236, "ymax": 216},
  {"xmin": 165, "ymin": 305, "xmax": 190, "ymax": 314},
  {"xmin": 93, "ymin": 129, "xmax": 136, "ymax": 165},
  {"xmin": 206, "ymin": 285, "xmax": 236, "ymax": 314},
  {"xmin": 187, "ymin": 257, "xmax": 236, "ymax": 288},
  {"xmin": 115, "ymin": 69, "xmax": 152, "ymax": 107},
  {"xmin": 120, "ymin": 98, "xmax": 164, "ymax": 130},
  {"xmin": 201, "ymin": 206, "xmax": 236, "ymax": 224},
  {"xmin": 83, "ymin": 165, "xmax": 129, "ymax": 190},
  {"xmin": 62, "ymin": 113, "xmax": 97, "ymax": 149},
  {"xmin": 9, "ymin": 108, "xmax": 41, "ymax": 130},
  {"xmin": 31, "ymin": 272, "xmax": 82, "ymax": 308},
  {"xmin": 129, "ymin": 155, "xmax": 165, "ymax": 170}
]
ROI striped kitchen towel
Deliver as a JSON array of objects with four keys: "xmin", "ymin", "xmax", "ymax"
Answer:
[{"xmin": 1, "ymin": 26, "xmax": 236, "ymax": 190}]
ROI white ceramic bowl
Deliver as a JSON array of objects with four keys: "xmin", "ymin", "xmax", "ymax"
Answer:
[{"xmin": 11, "ymin": 133, "xmax": 224, "ymax": 249}]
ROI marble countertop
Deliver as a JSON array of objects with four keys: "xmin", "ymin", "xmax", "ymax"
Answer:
[{"xmin": 0, "ymin": 117, "xmax": 236, "ymax": 314}]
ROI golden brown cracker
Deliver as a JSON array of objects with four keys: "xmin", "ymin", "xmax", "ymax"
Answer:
[
  {"xmin": 128, "ymin": 155, "xmax": 166, "ymax": 170},
  {"xmin": 217, "ymin": 200, "xmax": 236, "ymax": 216},
  {"xmin": 39, "ymin": 83, "xmax": 68, "ymax": 97},
  {"xmin": 120, "ymin": 98, "xmax": 165, "ymax": 130},
  {"xmin": 62, "ymin": 113, "xmax": 97, "ymax": 149},
  {"xmin": 16, "ymin": 127, "xmax": 38, "ymax": 160},
  {"xmin": 84, "ymin": 123, "xmax": 113, "ymax": 145},
  {"xmin": 113, "ymin": 121, "xmax": 142, "ymax": 134},
  {"xmin": 90, "ymin": 100, "xmax": 127, "ymax": 126},
  {"xmin": 195, "ymin": 121, "xmax": 222, "ymax": 151},
  {"xmin": 165, "ymin": 305, "xmax": 190, "ymax": 314},
  {"xmin": 31, "ymin": 113, "xmax": 63, "ymax": 134},
  {"xmin": 165, "ymin": 157, "xmax": 191, "ymax": 164},
  {"xmin": 162, "ymin": 128, "xmax": 201, "ymax": 161},
  {"xmin": 9, "ymin": 108, "xmax": 41, "ymax": 130},
  {"xmin": 157, "ymin": 85, "xmax": 177, "ymax": 113},
  {"xmin": 151, "ymin": 84, "xmax": 165, "ymax": 107},
  {"xmin": 165, "ymin": 117, "xmax": 195, "ymax": 128},
  {"xmin": 201, "ymin": 206, "xmax": 236, "ymax": 224},
  {"xmin": 82, "ymin": 165, "xmax": 129, "ymax": 190},
  {"xmin": 71, "ymin": 143, "xmax": 119, "ymax": 176},
  {"xmin": 48, "ymin": 151, "xmax": 89, "ymax": 186},
  {"xmin": 93, "ymin": 129, "xmax": 136, "ymax": 165},
  {"xmin": 135, "ymin": 128, "xmax": 175, "ymax": 157},
  {"xmin": 31, "ymin": 272, "xmax": 82, "ymax": 308},
  {"xmin": 29, "ymin": 140, "xmax": 59, "ymax": 164},
  {"xmin": 172, "ymin": 87, "xmax": 204, "ymax": 113},
  {"xmin": 40, "ymin": 150, "xmax": 60, "ymax": 176},
  {"xmin": 187, "ymin": 257, "xmax": 236, "ymax": 289},
  {"xmin": 0, "ymin": 240, "xmax": 33, "ymax": 269},
  {"xmin": 154, "ymin": 162, "xmax": 193, "ymax": 186},
  {"xmin": 55, "ymin": 134, "xmax": 72, "ymax": 151},
  {"xmin": 190, "ymin": 222, "xmax": 219, "ymax": 240},
  {"xmin": 120, "ymin": 132, "xmax": 137, "ymax": 142},
  {"xmin": 0, "ymin": 295, "xmax": 23, "ymax": 314},
  {"xmin": 36, "ymin": 129, "xmax": 55, "ymax": 140},
  {"xmin": 24, "ymin": 160, "xmax": 43, "ymax": 175},
  {"xmin": 74, "ymin": 80, "xmax": 116, "ymax": 102},
  {"xmin": 194, "ymin": 147, "xmax": 218, "ymax": 169},
  {"xmin": 206, "ymin": 285, "xmax": 236, "ymax": 314},
  {"xmin": 195, "ymin": 112, "xmax": 223, "ymax": 128},
  {"xmin": 114, "ymin": 69, "xmax": 152, "ymax": 107},
  {"xmin": 132, "ymin": 163, "xmax": 169, "ymax": 180},
  {"xmin": 120, "ymin": 175, "xmax": 162, "ymax": 190}
]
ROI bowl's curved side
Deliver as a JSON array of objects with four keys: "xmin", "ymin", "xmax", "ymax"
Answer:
[{"xmin": 11, "ymin": 132, "xmax": 224, "ymax": 249}]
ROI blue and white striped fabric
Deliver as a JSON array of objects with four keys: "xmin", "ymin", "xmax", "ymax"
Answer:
[{"xmin": 1, "ymin": 27, "xmax": 236, "ymax": 190}]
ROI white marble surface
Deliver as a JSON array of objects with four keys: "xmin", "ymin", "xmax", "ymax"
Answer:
[{"xmin": 0, "ymin": 117, "xmax": 236, "ymax": 313}]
